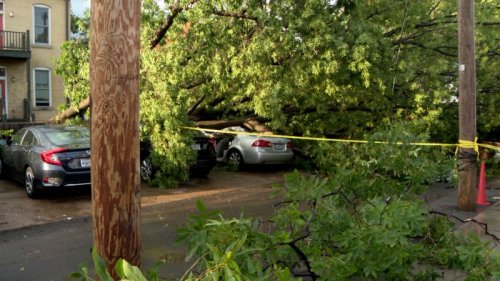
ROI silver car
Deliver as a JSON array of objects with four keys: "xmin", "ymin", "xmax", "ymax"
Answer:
[
  {"xmin": 215, "ymin": 127, "xmax": 294, "ymax": 169},
  {"xmin": 0, "ymin": 125, "xmax": 91, "ymax": 198}
]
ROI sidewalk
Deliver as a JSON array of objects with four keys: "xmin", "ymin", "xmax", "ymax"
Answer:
[
  {"xmin": 423, "ymin": 175, "xmax": 500, "ymax": 239},
  {"xmin": 462, "ymin": 176, "xmax": 500, "ymax": 239}
]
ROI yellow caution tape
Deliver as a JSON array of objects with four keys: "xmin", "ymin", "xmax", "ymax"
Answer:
[
  {"xmin": 479, "ymin": 143, "xmax": 500, "ymax": 151},
  {"xmin": 182, "ymin": 127, "xmax": 500, "ymax": 152}
]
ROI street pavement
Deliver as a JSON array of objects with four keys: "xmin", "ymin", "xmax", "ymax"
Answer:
[
  {"xmin": 1, "ymin": 174, "xmax": 500, "ymax": 281},
  {"xmin": 0, "ymin": 182, "xmax": 280, "ymax": 281}
]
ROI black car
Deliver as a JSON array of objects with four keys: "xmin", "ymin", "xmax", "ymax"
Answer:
[
  {"xmin": 140, "ymin": 135, "xmax": 216, "ymax": 181},
  {"xmin": 0, "ymin": 125, "xmax": 91, "ymax": 198}
]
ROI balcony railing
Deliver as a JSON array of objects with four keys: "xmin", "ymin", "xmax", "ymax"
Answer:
[{"xmin": 0, "ymin": 30, "xmax": 29, "ymax": 51}]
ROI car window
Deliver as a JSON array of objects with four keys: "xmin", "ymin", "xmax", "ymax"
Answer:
[
  {"xmin": 43, "ymin": 127, "xmax": 90, "ymax": 146},
  {"xmin": 21, "ymin": 130, "xmax": 36, "ymax": 146},
  {"xmin": 11, "ymin": 129, "xmax": 27, "ymax": 145}
]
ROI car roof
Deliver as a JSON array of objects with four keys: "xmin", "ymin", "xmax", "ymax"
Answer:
[{"xmin": 22, "ymin": 125, "xmax": 88, "ymax": 132}]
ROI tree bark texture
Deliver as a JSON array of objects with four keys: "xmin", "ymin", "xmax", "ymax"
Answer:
[
  {"xmin": 90, "ymin": 0, "xmax": 141, "ymax": 277},
  {"xmin": 458, "ymin": 0, "xmax": 477, "ymax": 211}
]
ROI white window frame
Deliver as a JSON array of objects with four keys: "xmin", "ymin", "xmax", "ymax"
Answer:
[
  {"xmin": 33, "ymin": 67, "xmax": 52, "ymax": 107},
  {"xmin": 32, "ymin": 4, "xmax": 51, "ymax": 45},
  {"xmin": 0, "ymin": 0, "xmax": 5, "ymax": 33}
]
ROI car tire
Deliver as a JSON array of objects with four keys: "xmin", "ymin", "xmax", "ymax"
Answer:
[
  {"xmin": 215, "ymin": 138, "xmax": 231, "ymax": 158},
  {"xmin": 226, "ymin": 149, "xmax": 244, "ymax": 170},
  {"xmin": 25, "ymin": 166, "xmax": 39, "ymax": 198},
  {"xmin": 0, "ymin": 159, "xmax": 4, "ymax": 179},
  {"xmin": 140, "ymin": 158, "xmax": 155, "ymax": 182}
]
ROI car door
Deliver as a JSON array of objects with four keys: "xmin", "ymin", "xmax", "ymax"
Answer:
[
  {"xmin": 2, "ymin": 128, "xmax": 26, "ymax": 173},
  {"xmin": 14, "ymin": 130, "xmax": 36, "ymax": 173}
]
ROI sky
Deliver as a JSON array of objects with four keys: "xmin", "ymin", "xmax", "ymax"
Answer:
[
  {"xmin": 71, "ymin": 0, "xmax": 90, "ymax": 16},
  {"xmin": 71, "ymin": 0, "xmax": 166, "ymax": 16}
]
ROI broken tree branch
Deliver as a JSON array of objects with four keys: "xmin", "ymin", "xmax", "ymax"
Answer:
[
  {"xmin": 150, "ymin": 0, "xmax": 200, "ymax": 50},
  {"xmin": 212, "ymin": 8, "xmax": 258, "ymax": 22},
  {"xmin": 188, "ymin": 94, "xmax": 206, "ymax": 115},
  {"xmin": 49, "ymin": 97, "xmax": 90, "ymax": 124}
]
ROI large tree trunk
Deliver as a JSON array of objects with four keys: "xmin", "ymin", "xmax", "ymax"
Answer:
[
  {"xmin": 195, "ymin": 117, "xmax": 271, "ymax": 132},
  {"xmin": 90, "ymin": 0, "xmax": 141, "ymax": 278}
]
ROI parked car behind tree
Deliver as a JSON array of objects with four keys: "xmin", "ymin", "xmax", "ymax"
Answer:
[
  {"xmin": 214, "ymin": 127, "xmax": 294, "ymax": 169},
  {"xmin": 140, "ymin": 133, "xmax": 217, "ymax": 182}
]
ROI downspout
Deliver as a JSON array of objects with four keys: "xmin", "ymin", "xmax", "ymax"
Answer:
[
  {"xmin": 65, "ymin": 0, "xmax": 70, "ymax": 40},
  {"xmin": 65, "ymin": 0, "xmax": 70, "ymax": 106},
  {"xmin": 26, "ymin": 30, "xmax": 32, "ymax": 121}
]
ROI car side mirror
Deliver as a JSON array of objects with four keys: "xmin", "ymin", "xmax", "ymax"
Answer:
[{"xmin": 6, "ymin": 136, "xmax": 12, "ymax": 145}]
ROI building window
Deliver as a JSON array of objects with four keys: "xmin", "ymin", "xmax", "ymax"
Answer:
[
  {"xmin": 33, "ymin": 5, "xmax": 50, "ymax": 44},
  {"xmin": 34, "ymin": 68, "xmax": 51, "ymax": 107}
]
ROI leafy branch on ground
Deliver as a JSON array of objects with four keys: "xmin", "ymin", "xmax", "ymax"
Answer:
[{"xmin": 174, "ymin": 124, "xmax": 500, "ymax": 281}]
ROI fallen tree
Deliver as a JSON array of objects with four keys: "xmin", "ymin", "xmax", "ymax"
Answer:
[
  {"xmin": 49, "ymin": 97, "xmax": 90, "ymax": 124},
  {"xmin": 53, "ymin": 0, "xmax": 500, "ymax": 186}
]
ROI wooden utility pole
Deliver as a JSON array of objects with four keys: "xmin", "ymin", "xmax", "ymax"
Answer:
[
  {"xmin": 458, "ymin": 0, "xmax": 477, "ymax": 211},
  {"xmin": 90, "ymin": 0, "xmax": 141, "ymax": 277}
]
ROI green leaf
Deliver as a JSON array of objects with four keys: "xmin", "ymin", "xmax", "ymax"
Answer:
[
  {"xmin": 115, "ymin": 259, "xmax": 148, "ymax": 281},
  {"xmin": 91, "ymin": 246, "xmax": 114, "ymax": 281}
]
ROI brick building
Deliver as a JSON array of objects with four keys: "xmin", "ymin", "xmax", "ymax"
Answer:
[{"xmin": 0, "ymin": 0, "xmax": 70, "ymax": 122}]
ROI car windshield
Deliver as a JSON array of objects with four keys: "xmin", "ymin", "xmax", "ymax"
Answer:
[{"xmin": 43, "ymin": 127, "xmax": 90, "ymax": 146}]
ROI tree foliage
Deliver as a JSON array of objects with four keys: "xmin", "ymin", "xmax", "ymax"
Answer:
[
  {"xmin": 56, "ymin": 0, "xmax": 500, "ymax": 184},
  {"xmin": 55, "ymin": 10, "xmax": 90, "ymax": 110},
  {"xmin": 140, "ymin": 0, "xmax": 498, "ymax": 139}
]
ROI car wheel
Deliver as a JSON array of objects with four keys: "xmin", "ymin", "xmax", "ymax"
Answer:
[
  {"xmin": 215, "ymin": 138, "xmax": 231, "ymax": 158},
  {"xmin": 226, "ymin": 149, "xmax": 244, "ymax": 169},
  {"xmin": 140, "ymin": 158, "xmax": 154, "ymax": 182},
  {"xmin": 0, "ymin": 159, "xmax": 4, "ymax": 179},
  {"xmin": 25, "ymin": 166, "xmax": 39, "ymax": 198}
]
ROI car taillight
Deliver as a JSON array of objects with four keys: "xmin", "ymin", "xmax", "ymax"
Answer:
[
  {"xmin": 208, "ymin": 137, "xmax": 216, "ymax": 148},
  {"xmin": 41, "ymin": 148, "xmax": 67, "ymax": 166},
  {"xmin": 251, "ymin": 139, "xmax": 272, "ymax": 147},
  {"xmin": 287, "ymin": 142, "xmax": 293, "ymax": 149}
]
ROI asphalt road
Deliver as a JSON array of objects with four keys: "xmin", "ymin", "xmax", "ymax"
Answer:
[
  {"xmin": 0, "ymin": 168, "xmax": 287, "ymax": 281},
  {"xmin": 2, "ymin": 168, "xmax": 499, "ymax": 281}
]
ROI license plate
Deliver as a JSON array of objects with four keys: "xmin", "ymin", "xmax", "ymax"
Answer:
[
  {"xmin": 192, "ymin": 144, "xmax": 201, "ymax": 150},
  {"xmin": 80, "ymin": 158, "xmax": 91, "ymax": 167},
  {"xmin": 274, "ymin": 144, "xmax": 284, "ymax": 150}
]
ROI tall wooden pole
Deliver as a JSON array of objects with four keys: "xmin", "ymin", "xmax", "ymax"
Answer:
[
  {"xmin": 90, "ymin": 0, "xmax": 141, "ymax": 277},
  {"xmin": 458, "ymin": 0, "xmax": 477, "ymax": 211}
]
